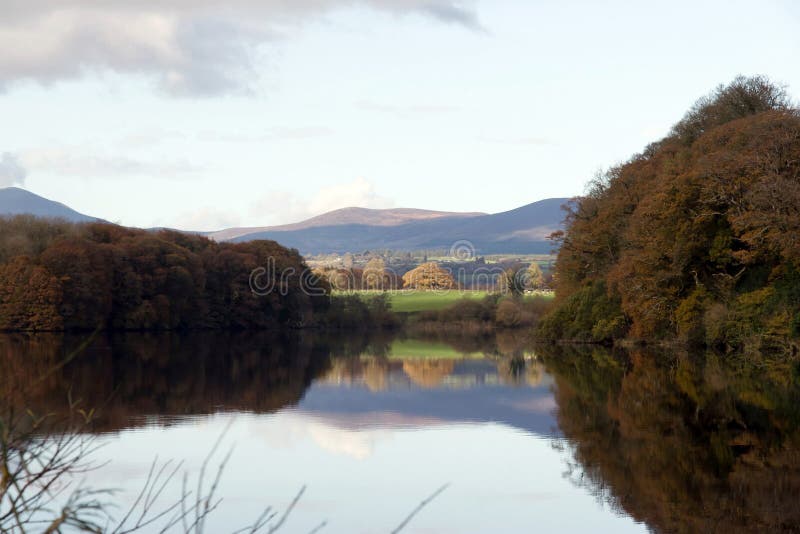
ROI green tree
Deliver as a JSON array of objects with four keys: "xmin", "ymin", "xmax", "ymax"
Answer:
[{"xmin": 498, "ymin": 263, "xmax": 545, "ymax": 295}]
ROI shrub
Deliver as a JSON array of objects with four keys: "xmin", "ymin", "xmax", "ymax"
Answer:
[
  {"xmin": 537, "ymin": 281, "xmax": 625, "ymax": 343},
  {"xmin": 495, "ymin": 299, "xmax": 522, "ymax": 328}
]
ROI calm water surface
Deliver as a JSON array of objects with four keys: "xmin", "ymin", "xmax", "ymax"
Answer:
[{"xmin": 4, "ymin": 332, "xmax": 799, "ymax": 532}]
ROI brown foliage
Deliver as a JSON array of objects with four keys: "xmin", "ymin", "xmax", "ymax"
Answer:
[
  {"xmin": 0, "ymin": 257, "xmax": 63, "ymax": 331},
  {"xmin": 545, "ymin": 345, "xmax": 800, "ymax": 533},
  {"xmin": 549, "ymin": 76, "xmax": 800, "ymax": 346},
  {"xmin": 0, "ymin": 218, "xmax": 327, "ymax": 331}
]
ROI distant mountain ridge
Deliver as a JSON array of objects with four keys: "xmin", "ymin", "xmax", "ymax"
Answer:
[
  {"xmin": 208, "ymin": 207, "xmax": 486, "ymax": 241},
  {"xmin": 227, "ymin": 198, "xmax": 568, "ymax": 255},
  {"xmin": 0, "ymin": 187, "xmax": 99, "ymax": 223},
  {"xmin": 0, "ymin": 187, "xmax": 568, "ymax": 255}
]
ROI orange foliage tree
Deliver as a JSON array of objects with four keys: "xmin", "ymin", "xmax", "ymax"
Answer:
[{"xmin": 401, "ymin": 262, "xmax": 456, "ymax": 290}]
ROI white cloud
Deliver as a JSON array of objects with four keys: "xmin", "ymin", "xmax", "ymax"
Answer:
[
  {"xmin": 308, "ymin": 176, "xmax": 394, "ymax": 214},
  {"xmin": 163, "ymin": 178, "xmax": 393, "ymax": 231},
  {"xmin": 249, "ymin": 177, "xmax": 395, "ymax": 225},
  {"xmin": 169, "ymin": 206, "xmax": 243, "ymax": 232},
  {"xmin": 195, "ymin": 126, "xmax": 334, "ymax": 143},
  {"xmin": 118, "ymin": 128, "xmax": 188, "ymax": 148},
  {"xmin": 357, "ymin": 100, "xmax": 460, "ymax": 117},
  {"xmin": 0, "ymin": 152, "xmax": 27, "ymax": 186},
  {"xmin": 20, "ymin": 147, "xmax": 200, "ymax": 179},
  {"xmin": 248, "ymin": 190, "xmax": 309, "ymax": 227},
  {"xmin": 0, "ymin": 1, "xmax": 482, "ymax": 96},
  {"xmin": 247, "ymin": 410, "xmax": 393, "ymax": 460},
  {"xmin": 478, "ymin": 134, "xmax": 555, "ymax": 146}
]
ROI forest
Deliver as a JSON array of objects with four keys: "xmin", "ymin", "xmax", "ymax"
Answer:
[
  {"xmin": 539, "ymin": 76, "xmax": 800, "ymax": 353},
  {"xmin": 0, "ymin": 217, "xmax": 329, "ymax": 331}
]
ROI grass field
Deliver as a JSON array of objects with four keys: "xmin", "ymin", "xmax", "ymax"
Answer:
[
  {"xmin": 387, "ymin": 339, "xmax": 483, "ymax": 359},
  {"xmin": 387, "ymin": 290, "xmax": 490, "ymax": 313},
  {"xmin": 333, "ymin": 289, "xmax": 554, "ymax": 313}
]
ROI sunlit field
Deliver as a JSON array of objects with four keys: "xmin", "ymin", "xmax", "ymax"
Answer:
[{"xmin": 333, "ymin": 290, "xmax": 554, "ymax": 313}]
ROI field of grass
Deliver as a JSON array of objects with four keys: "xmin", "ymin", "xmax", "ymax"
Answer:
[
  {"xmin": 387, "ymin": 339, "xmax": 483, "ymax": 359},
  {"xmin": 333, "ymin": 289, "xmax": 554, "ymax": 313},
  {"xmin": 387, "ymin": 290, "xmax": 490, "ymax": 313}
]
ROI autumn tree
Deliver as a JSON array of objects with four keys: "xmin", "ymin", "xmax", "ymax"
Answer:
[
  {"xmin": 0, "ymin": 257, "xmax": 63, "ymax": 331},
  {"xmin": 362, "ymin": 257, "xmax": 387, "ymax": 290},
  {"xmin": 402, "ymin": 262, "xmax": 456, "ymax": 290},
  {"xmin": 0, "ymin": 217, "xmax": 328, "ymax": 331},
  {"xmin": 541, "ymin": 76, "xmax": 800, "ymax": 350},
  {"xmin": 498, "ymin": 262, "xmax": 545, "ymax": 295}
]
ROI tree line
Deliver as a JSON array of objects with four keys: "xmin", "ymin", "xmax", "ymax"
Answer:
[
  {"xmin": 0, "ymin": 217, "xmax": 329, "ymax": 331},
  {"xmin": 314, "ymin": 259, "xmax": 549, "ymax": 292},
  {"xmin": 540, "ymin": 76, "xmax": 800, "ymax": 353}
]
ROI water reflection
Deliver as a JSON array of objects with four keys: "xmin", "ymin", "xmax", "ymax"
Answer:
[
  {"xmin": 4, "ymin": 331, "xmax": 605, "ymax": 533},
  {"xmin": 1, "ymin": 332, "xmax": 554, "ymax": 435},
  {"xmin": 1, "ymin": 331, "xmax": 332, "ymax": 431},
  {"xmin": 303, "ymin": 353, "xmax": 556, "ymax": 437},
  {"xmin": 3, "ymin": 332, "xmax": 800, "ymax": 532},
  {"xmin": 541, "ymin": 345, "xmax": 800, "ymax": 533}
]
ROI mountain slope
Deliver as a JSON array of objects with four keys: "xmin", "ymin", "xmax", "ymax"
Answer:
[
  {"xmin": 0, "ymin": 187, "xmax": 99, "ymax": 222},
  {"xmin": 230, "ymin": 198, "xmax": 568, "ymax": 254},
  {"xmin": 208, "ymin": 207, "xmax": 485, "ymax": 241},
  {"xmin": 0, "ymin": 187, "xmax": 567, "ymax": 255}
]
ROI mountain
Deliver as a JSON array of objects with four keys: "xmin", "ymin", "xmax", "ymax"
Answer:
[
  {"xmin": 1, "ymin": 186, "xmax": 568, "ymax": 255},
  {"xmin": 0, "ymin": 187, "xmax": 99, "ymax": 223},
  {"xmin": 226, "ymin": 198, "xmax": 569, "ymax": 255},
  {"xmin": 208, "ymin": 207, "xmax": 485, "ymax": 241}
]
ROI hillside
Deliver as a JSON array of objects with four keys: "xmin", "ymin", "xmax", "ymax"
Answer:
[
  {"xmin": 1, "ymin": 186, "xmax": 567, "ymax": 255},
  {"xmin": 227, "ymin": 198, "xmax": 567, "ymax": 254},
  {"xmin": 0, "ymin": 187, "xmax": 99, "ymax": 222},
  {"xmin": 208, "ymin": 207, "xmax": 485, "ymax": 241}
]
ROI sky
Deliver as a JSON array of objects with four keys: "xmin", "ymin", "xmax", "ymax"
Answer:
[{"xmin": 1, "ymin": 0, "xmax": 799, "ymax": 231}]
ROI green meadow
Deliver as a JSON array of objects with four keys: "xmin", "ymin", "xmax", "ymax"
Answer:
[
  {"xmin": 387, "ymin": 290, "xmax": 490, "ymax": 313},
  {"xmin": 387, "ymin": 339, "xmax": 483, "ymax": 359},
  {"xmin": 332, "ymin": 289, "xmax": 554, "ymax": 314}
]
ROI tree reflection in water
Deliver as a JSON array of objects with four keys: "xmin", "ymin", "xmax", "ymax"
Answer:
[
  {"xmin": 1, "ymin": 331, "xmax": 335, "ymax": 532},
  {"xmin": 3, "ymin": 331, "xmax": 800, "ymax": 532},
  {"xmin": 541, "ymin": 344, "xmax": 800, "ymax": 533}
]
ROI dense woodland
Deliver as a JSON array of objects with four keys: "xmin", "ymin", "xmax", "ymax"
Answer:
[
  {"xmin": 540, "ymin": 77, "xmax": 800, "ymax": 352},
  {"xmin": 0, "ymin": 217, "xmax": 329, "ymax": 331}
]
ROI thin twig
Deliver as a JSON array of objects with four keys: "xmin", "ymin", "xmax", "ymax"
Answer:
[
  {"xmin": 267, "ymin": 485, "xmax": 306, "ymax": 533},
  {"xmin": 390, "ymin": 483, "xmax": 450, "ymax": 534}
]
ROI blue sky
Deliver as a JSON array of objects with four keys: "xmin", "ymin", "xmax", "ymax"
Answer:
[{"xmin": 1, "ymin": 0, "xmax": 798, "ymax": 230}]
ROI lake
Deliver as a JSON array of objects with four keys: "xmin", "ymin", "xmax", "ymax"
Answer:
[{"xmin": 2, "ymin": 332, "xmax": 799, "ymax": 532}]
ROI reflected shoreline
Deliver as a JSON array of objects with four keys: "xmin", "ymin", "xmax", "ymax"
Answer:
[
  {"xmin": 3, "ymin": 331, "xmax": 800, "ymax": 532},
  {"xmin": 0, "ymin": 330, "xmax": 546, "ymax": 433}
]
